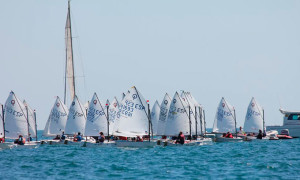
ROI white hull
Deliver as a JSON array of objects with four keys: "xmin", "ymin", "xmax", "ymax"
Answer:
[
  {"xmin": 215, "ymin": 137, "xmax": 243, "ymax": 142},
  {"xmin": 115, "ymin": 141, "xmax": 157, "ymax": 148},
  {"xmin": 82, "ymin": 141, "xmax": 116, "ymax": 147},
  {"xmin": 157, "ymin": 139, "xmax": 212, "ymax": 146}
]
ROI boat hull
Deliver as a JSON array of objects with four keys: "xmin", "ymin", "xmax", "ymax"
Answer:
[
  {"xmin": 82, "ymin": 141, "xmax": 116, "ymax": 147},
  {"xmin": 215, "ymin": 137, "xmax": 243, "ymax": 142},
  {"xmin": 115, "ymin": 141, "xmax": 156, "ymax": 148},
  {"xmin": 267, "ymin": 125, "xmax": 300, "ymax": 138}
]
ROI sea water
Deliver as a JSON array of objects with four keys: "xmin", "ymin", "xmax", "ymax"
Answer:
[{"xmin": 0, "ymin": 130, "xmax": 300, "ymax": 179}]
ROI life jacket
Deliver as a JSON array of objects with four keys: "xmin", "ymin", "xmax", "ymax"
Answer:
[
  {"xmin": 228, "ymin": 133, "xmax": 233, "ymax": 138},
  {"xmin": 119, "ymin": 136, "xmax": 127, "ymax": 140},
  {"xmin": 0, "ymin": 138, "xmax": 4, "ymax": 143}
]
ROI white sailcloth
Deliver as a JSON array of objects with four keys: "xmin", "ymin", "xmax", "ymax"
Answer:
[
  {"xmin": 180, "ymin": 91, "xmax": 196, "ymax": 134},
  {"xmin": 244, "ymin": 97, "xmax": 264, "ymax": 133},
  {"xmin": 108, "ymin": 97, "xmax": 119, "ymax": 134},
  {"xmin": 43, "ymin": 97, "xmax": 68, "ymax": 136},
  {"xmin": 4, "ymin": 91, "xmax": 29, "ymax": 139},
  {"xmin": 65, "ymin": 0, "xmax": 75, "ymax": 103},
  {"xmin": 151, "ymin": 100, "xmax": 160, "ymax": 135},
  {"xmin": 65, "ymin": 95, "xmax": 86, "ymax": 135},
  {"xmin": 84, "ymin": 93, "xmax": 107, "ymax": 136},
  {"xmin": 0, "ymin": 104, "xmax": 4, "ymax": 138},
  {"xmin": 164, "ymin": 92, "xmax": 190, "ymax": 136},
  {"xmin": 113, "ymin": 86, "xmax": 149, "ymax": 136},
  {"xmin": 23, "ymin": 100, "xmax": 37, "ymax": 138},
  {"xmin": 156, "ymin": 93, "xmax": 172, "ymax": 136},
  {"xmin": 212, "ymin": 97, "xmax": 236, "ymax": 133}
]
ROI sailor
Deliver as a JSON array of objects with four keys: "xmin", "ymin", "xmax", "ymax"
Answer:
[
  {"xmin": 225, "ymin": 132, "xmax": 233, "ymax": 138},
  {"xmin": 176, "ymin": 132, "xmax": 185, "ymax": 144},
  {"xmin": 28, "ymin": 133, "xmax": 32, "ymax": 142},
  {"xmin": 0, "ymin": 133, "xmax": 4, "ymax": 143},
  {"xmin": 75, "ymin": 132, "xmax": 83, "ymax": 142},
  {"xmin": 98, "ymin": 132, "xmax": 105, "ymax": 143},
  {"xmin": 136, "ymin": 136, "xmax": 143, "ymax": 142},
  {"xmin": 15, "ymin": 135, "xmax": 25, "ymax": 145},
  {"xmin": 257, "ymin": 130, "xmax": 263, "ymax": 139},
  {"xmin": 53, "ymin": 135, "xmax": 60, "ymax": 140},
  {"xmin": 61, "ymin": 131, "xmax": 66, "ymax": 140}
]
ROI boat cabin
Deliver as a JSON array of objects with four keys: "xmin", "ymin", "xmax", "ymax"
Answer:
[{"xmin": 280, "ymin": 109, "xmax": 300, "ymax": 126}]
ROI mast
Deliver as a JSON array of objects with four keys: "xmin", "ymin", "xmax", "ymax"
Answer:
[
  {"xmin": 195, "ymin": 106, "xmax": 197, "ymax": 137},
  {"xmin": 147, "ymin": 102, "xmax": 151, "ymax": 142},
  {"xmin": 34, "ymin": 110, "xmax": 38, "ymax": 141},
  {"xmin": 263, "ymin": 109, "xmax": 265, "ymax": 135},
  {"xmin": 199, "ymin": 107, "xmax": 203, "ymax": 135},
  {"xmin": 1, "ymin": 104, "xmax": 5, "ymax": 140},
  {"xmin": 234, "ymin": 108, "xmax": 237, "ymax": 138},
  {"xmin": 106, "ymin": 104, "xmax": 109, "ymax": 142},
  {"xmin": 203, "ymin": 109, "xmax": 206, "ymax": 136},
  {"xmin": 64, "ymin": 0, "xmax": 76, "ymax": 104},
  {"xmin": 26, "ymin": 106, "xmax": 30, "ymax": 141},
  {"xmin": 189, "ymin": 105, "xmax": 191, "ymax": 139}
]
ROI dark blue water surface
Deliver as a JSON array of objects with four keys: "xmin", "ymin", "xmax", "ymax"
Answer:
[{"xmin": 1, "ymin": 131, "xmax": 300, "ymax": 179}]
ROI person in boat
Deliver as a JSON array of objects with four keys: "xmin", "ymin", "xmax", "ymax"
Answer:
[
  {"xmin": 53, "ymin": 135, "xmax": 60, "ymax": 140},
  {"xmin": 74, "ymin": 132, "xmax": 83, "ymax": 142},
  {"xmin": 98, "ymin": 132, "xmax": 105, "ymax": 143},
  {"xmin": 0, "ymin": 133, "xmax": 4, "ymax": 143},
  {"xmin": 136, "ymin": 136, "xmax": 143, "ymax": 142},
  {"xmin": 14, "ymin": 135, "xmax": 25, "ymax": 145},
  {"xmin": 222, "ymin": 133, "xmax": 227, "ymax": 137},
  {"xmin": 176, "ymin": 132, "xmax": 185, "ymax": 144},
  {"xmin": 257, "ymin": 130, "xmax": 263, "ymax": 139},
  {"xmin": 225, "ymin": 132, "xmax": 233, "ymax": 138},
  {"xmin": 61, "ymin": 131, "xmax": 66, "ymax": 140},
  {"xmin": 27, "ymin": 133, "xmax": 32, "ymax": 142}
]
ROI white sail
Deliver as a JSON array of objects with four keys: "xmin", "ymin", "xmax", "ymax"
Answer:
[
  {"xmin": 43, "ymin": 97, "xmax": 68, "ymax": 137},
  {"xmin": 84, "ymin": 93, "xmax": 108, "ymax": 136},
  {"xmin": 156, "ymin": 93, "xmax": 172, "ymax": 136},
  {"xmin": 23, "ymin": 100, "xmax": 37, "ymax": 138},
  {"xmin": 108, "ymin": 97, "xmax": 119, "ymax": 134},
  {"xmin": 4, "ymin": 91, "xmax": 29, "ymax": 139},
  {"xmin": 244, "ymin": 97, "xmax": 264, "ymax": 133},
  {"xmin": 180, "ymin": 91, "xmax": 196, "ymax": 134},
  {"xmin": 113, "ymin": 86, "xmax": 149, "ymax": 136},
  {"xmin": 65, "ymin": 95, "xmax": 86, "ymax": 135},
  {"xmin": 0, "ymin": 104, "xmax": 4, "ymax": 138},
  {"xmin": 212, "ymin": 97, "xmax": 236, "ymax": 133},
  {"xmin": 164, "ymin": 92, "xmax": 191, "ymax": 136},
  {"xmin": 151, "ymin": 100, "xmax": 160, "ymax": 135},
  {"xmin": 65, "ymin": 0, "xmax": 75, "ymax": 103}
]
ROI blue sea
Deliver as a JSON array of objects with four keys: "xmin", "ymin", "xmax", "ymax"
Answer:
[{"xmin": 1, "ymin": 130, "xmax": 300, "ymax": 179}]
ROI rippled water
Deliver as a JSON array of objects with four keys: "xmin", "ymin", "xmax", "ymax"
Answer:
[{"xmin": 1, "ymin": 131, "xmax": 300, "ymax": 179}]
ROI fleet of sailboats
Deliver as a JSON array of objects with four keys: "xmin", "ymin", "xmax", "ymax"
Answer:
[{"xmin": 1, "ymin": 0, "xmax": 292, "ymax": 150}]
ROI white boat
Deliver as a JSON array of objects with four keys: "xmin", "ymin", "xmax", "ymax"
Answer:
[
  {"xmin": 84, "ymin": 93, "xmax": 108, "ymax": 137},
  {"xmin": 150, "ymin": 100, "xmax": 160, "ymax": 135},
  {"xmin": 243, "ymin": 97, "xmax": 264, "ymax": 134},
  {"xmin": 23, "ymin": 100, "xmax": 38, "ymax": 141},
  {"xmin": 43, "ymin": 96, "xmax": 68, "ymax": 137},
  {"xmin": 215, "ymin": 137, "xmax": 243, "ymax": 142},
  {"xmin": 3, "ymin": 91, "xmax": 38, "ymax": 148},
  {"xmin": 82, "ymin": 140, "xmax": 116, "ymax": 148},
  {"xmin": 113, "ymin": 86, "xmax": 155, "ymax": 147},
  {"xmin": 267, "ymin": 109, "xmax": 300, "ymax": 138},
  {"xmin": 212, "ymin": 97, "xmax": 241, "ymax": 142},
  {"xmin": 156, "ymin": 93, "xmax": 171, "ymax": 136}
]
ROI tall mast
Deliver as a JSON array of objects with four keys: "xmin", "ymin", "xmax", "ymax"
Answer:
[
  {"xmin": 64, "ymin": 0, "xmax": 76, "ymax": 104},
  {"xmin": 1, "ymin": 104, "xmax": 5, "ymax": 140}
]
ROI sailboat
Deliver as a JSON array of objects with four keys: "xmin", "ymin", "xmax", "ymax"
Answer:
[
  {"xmin": 244, "ymin": 97, "xmax": 264, "ymax": 134},
  {"xmin": 212, "ymin": 97, "xmax": 242, "ymax": 142},
  {"xmin": 156, "ymin": 93, "xmax": 171, "ymax": 136},
  {"xmin": 82, "ymin": 93, "xmax": 115, "ymax": 147},
  {"xmin": 113, "ymin": 86, "xmax": 156, "ymax": 147},
  {"xmin": 43, "ymin": 0, "xmax": 83, "ymax": 145},
  {"xmin": 0, "ymin": 91, "xmax": 38, "ymax": 149},
  {"xmin": 150, "ymin": 100, "xmax": 160, "ymax": 136},
  {"xmin": 23, "ymin": 100, "xmax": 38, "ymax": 143},
  {"xmin": 43, "ymin": 97, "xmax": 68, "ymax": 137}
]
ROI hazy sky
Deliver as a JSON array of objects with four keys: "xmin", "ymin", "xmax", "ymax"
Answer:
[{"xmin": 1, "ymin": 0, "xmax": 300, "ymax": 129}]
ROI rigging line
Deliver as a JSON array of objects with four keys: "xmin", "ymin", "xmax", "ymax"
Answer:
[{"xmin": 96, "ymin": 93, "xmax": 108, "ymax": 120}]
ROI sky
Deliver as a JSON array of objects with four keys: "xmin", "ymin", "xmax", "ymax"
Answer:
[{"xmin": 1, "ymin": 0, "xmax": 300, "ymax": 130}]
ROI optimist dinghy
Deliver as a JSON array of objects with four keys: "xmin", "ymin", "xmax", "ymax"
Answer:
[
  {"xmin": 212, "ymin": 97, "xmax": 242, "ymax": 142},
  {"xmin": 113, "ymin": 86, "xmax": 156, "ymax": 148}
]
